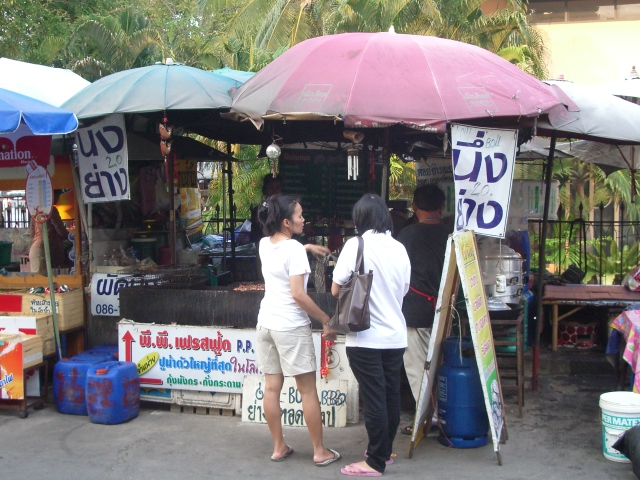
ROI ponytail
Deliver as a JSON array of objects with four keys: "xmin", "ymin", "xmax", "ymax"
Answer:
[{"xmin": 257, "ymin": 194, "xmax": 299, "ymax": 237}]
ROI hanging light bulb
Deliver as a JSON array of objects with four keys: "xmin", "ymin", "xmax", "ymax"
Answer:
[
  {"xmin": 266, "ymin": 142, "xmax": 281, "ymax": 178},
  {"xmin": 266, "ymin": 142, "xmax": 281, "ymax": 159}
]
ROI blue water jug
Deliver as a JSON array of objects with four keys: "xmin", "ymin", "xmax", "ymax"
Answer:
[
  {"xmin": 53, "ymin": 354, "xmax": 113, "ymax": 415},
  {"xmin": 437, "ymin": 336, "xmax": 489, "ymax": 448},
  {"xmin": 86, "ymin": 361, "xmax": 140, "ymax": 425}
]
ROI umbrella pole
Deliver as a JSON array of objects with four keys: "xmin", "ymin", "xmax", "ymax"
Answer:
[
  {"xmin": 168, "ymin": 153, "xmax": 176, "ymax": 265},
  {"xmin": 71, "ymin": 144, "xmax": 90, "ymax": 275},
  {"xmin": 42, "ymin": 222, "xmax": 62, "ymax": 361},
  {"xmin": 533, "ymin": 133, "xmax": 556, "ymax": 390},
  {"xmin": 381, "ymin": 129, "xmax": 390, "ymax": 200},
  {"xmin": 227, "ymin": 144, "xmax": 236, "ymax": 269}
]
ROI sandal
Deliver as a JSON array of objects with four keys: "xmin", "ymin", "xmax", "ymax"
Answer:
[
  {"xmin": 341, "ymin": 463, "xmax": 382, "ymax": 477},
  {"xmin": 400, "ymin": 425, "xmax": 413, "ymax": 435},
  {"xmin": 270, "ymin": 445, "xmax": 294, "ymax": 462},
  {"xmin": 315, "ymin": 448, "xmax": 341, "ymax": 467}
]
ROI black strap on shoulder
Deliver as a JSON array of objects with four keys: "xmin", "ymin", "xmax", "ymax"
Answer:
[{"xmin": 355, "ymin": 236, "xmax": 364, "ymax": 274}]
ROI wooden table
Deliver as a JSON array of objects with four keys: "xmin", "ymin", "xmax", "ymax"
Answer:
[{"xmin": 542, "ymin": 285, "xmax": 640, "ymax": 351}]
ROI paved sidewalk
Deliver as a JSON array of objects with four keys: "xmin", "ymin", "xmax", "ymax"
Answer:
[{"xmin": 0, "ymin": 351, "xmax": 635, "ymax": 479}]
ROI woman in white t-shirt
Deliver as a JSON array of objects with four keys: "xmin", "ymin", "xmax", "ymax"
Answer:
[
  {"xmin": 331, "ymin": 194, "xmax": 411, "ymax": 477},
  {"xmin": 255, "ymin": 194, "xmax": 341, "ymax": 467}
]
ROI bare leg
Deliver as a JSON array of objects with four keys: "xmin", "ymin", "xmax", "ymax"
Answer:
[
  {"xmin": 264, "ymin": 373, "xmax": 289, "ymax": 459},
  {"xmin": 295, "ymin": 371, "xmax": 336, "ymax": 463}
]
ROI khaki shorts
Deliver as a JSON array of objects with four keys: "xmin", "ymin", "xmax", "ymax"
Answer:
[{"xmin": 256, "ymin": 325, "xmax": 317, "ymax": 376}]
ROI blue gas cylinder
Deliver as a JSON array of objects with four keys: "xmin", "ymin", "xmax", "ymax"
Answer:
[
  {"xmin": 86, "ymin": 361, "xmax": 140, "ymax": 425},
  {"xmin": 437, "ymin": 336, "xmax": 489, "ymax": 448},
  {"xmin": 53, "ymin": 355, "xmax": 114, "ymax": 415}
]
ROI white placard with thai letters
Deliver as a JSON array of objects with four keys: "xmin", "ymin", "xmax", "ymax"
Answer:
[
  {"xmin": 451, "ymin": 124, "xmax": 517, "ymax": 238},
  {"xmin": 117, "ymin": 321, "xmax": 321, "ymax": 394},
  {"xmin": 91, "ymin": 273, "xmax": 135, "ymax": 316},
  {"xmin": 76, "ymin": 113, "xmax": 130, "ymax": 203},
  {"xmin": 242, "ymin": 376, "xmax": 348, "ymax": 427}
]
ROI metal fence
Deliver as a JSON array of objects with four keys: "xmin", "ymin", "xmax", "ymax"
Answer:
[
  {"xmin": 0, "ymin": 198, "xmax": 30, "ymax": 229},
  {"xmin": 529, "ymin": 203, "xmax": 640, "ymax": 284},
  {"xmin": 201, "ymin": 204, "xmax": 247, "ymax": 237}
]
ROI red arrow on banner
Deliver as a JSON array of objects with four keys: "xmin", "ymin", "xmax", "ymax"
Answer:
[
  {"xmin": 122, "ymin": 329, "xmax": 163, "ymax": 386},
  {"xmin": 122, "ymin": 330, "xmax": 135, "ymax": 362}
]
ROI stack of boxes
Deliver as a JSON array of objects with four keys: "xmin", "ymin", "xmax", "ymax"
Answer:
[
  {"xmin": 0, "ymin": 288, "xmax": 83, "ymax": 401},
  {"xmin": 0, "ymin": 332, "xmax": 43, "ymax": 400}
]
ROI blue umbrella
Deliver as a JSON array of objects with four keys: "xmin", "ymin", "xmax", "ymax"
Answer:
[
  {"xmin": 212, "ymin": 67, "xmax": 255, "ymax": 84},
  {"xmin": 0, "ymin": 87, "xmax": 78, "ymax": 135},
  {"xmin": 62, "ymin": 62, "xmax": 242, "ymax": 119}
]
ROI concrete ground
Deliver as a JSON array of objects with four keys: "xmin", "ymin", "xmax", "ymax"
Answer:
[{"xmin": 0, "ymin": 348, "xmax": 636, "ymax": 480}]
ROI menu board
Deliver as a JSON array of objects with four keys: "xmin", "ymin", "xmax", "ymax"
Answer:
[{"xmin": 280, "ymin": 149, "xmax": 374, "ymax": 221}]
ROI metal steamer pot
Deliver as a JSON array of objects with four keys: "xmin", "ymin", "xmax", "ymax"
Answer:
[{"xmin": 479, "ymin": 246, "xmax": 523, "ymax": 303}]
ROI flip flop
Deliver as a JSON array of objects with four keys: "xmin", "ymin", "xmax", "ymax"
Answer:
[
  {"xmin": 340, "ymin": 463, "xmax": 382, "ymax": 477},
  {"xmin": 270, "ymin": 446, "xmax": 294, "ymax": 462},
  {"xmin": 315, "ymin": 448, "xmax": 341, "ymax": 467},
  {"xmin": 364, "ymin": 451, "xmax": 394, "ymax": 465},
  {"xmin": 400, "ymin": 425, "xmax": 413, "ymax": 435}
]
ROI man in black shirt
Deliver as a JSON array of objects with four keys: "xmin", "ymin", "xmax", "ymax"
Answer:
[{"xmin": 397, "ymin": 184, "xmax": 450, "ymax": 434}]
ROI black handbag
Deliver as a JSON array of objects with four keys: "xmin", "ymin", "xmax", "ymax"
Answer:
[{"xmin": 328, "ymin": 236, "xmax": 373, "ymax": 334}]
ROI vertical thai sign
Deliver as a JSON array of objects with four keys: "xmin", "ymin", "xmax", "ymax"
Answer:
[
  {"xmin": 454, "ymin": 230, "xmax": 504, "ymax": 452},
  {"xmin": 75, "ymin": 113, "xmax": 129, "ymax": 203},
  {"xmin": 24, "ymin": 160, "xmax": 53, "ymax": 223},
  {"xmin": 451, "ymin": 124, "xmax": 517, "ymax": 238}
]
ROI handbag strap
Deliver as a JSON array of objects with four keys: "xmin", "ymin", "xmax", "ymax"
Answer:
[{"xmin": 355, "ymin": 236, "xmax": 364, "ymax": 275}]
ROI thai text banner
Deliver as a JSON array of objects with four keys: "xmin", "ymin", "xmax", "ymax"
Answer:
[
  {"xmin": 454, "ymin": 231, "xmax": 504, "ymax": 448},
  {"xmin": 91, "ymin": 273, "xmax": 138, "ymax": 316},
  {"xmin": 451, "ymin": 124, "xmax": 517, "ymax": 238},
  {"xmin": 76, "ymin": 113, "xmax": 129, "ymax": 203},
  {"xmin": 117, "ymin": 321, "xmax": 321, "ymax": 394}
]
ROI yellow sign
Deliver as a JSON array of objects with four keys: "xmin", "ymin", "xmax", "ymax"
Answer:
[{"xmin": 177, "ymin": 159, "xmax": 197, "ymax": 188}]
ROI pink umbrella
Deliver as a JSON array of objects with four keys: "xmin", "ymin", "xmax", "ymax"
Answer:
[{"xmin": 229, "ymin": 32, "xmax": 568, "ymax": 134}]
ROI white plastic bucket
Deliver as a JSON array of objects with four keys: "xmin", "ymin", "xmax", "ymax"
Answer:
[{"xmin": 600, "ymin": 391, "xmax": 640, "ymax": 462}]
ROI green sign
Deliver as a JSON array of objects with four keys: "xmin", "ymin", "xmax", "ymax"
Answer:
[{"xmin": 454, "ymin": 230, "xmax": 504, "ymax": 449}]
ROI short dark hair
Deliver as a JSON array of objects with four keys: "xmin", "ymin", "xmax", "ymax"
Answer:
[
  {"xmin": 352, "ymin": 193, "xmax": 393, "ymax": 234},
  {"xmin": 413, "ymin": 184, "xmax": 445, "ymax": 212},
  {"xmin": 257, "ymin": 194, "xmax": 299, "ymax": 237},
  {"xmin": 262, "ymin": 173, "xmax": 282, "ymax": 195}
]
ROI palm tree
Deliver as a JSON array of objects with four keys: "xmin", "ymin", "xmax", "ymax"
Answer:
[
  {"xmin": 408, "ymin": 0, "xmax": 548, "ymax": 78},
  {"xmin": 70, "ymin": 7, "xmax": 160, "ymax": 80},
  {"xmin": 205, "ymin": 146, "xmax": 272, "ymax": 221}
]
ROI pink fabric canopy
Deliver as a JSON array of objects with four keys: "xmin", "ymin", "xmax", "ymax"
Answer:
[{"xmin": 229, "ymin": 33, "xmax": 568, "ymax": 134}]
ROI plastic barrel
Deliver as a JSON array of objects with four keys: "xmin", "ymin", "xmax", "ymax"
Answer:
[
  {"xmin": 86, "ymin": 361, "xmax": 140, "ymax": 425},
  {"xmin": 131, "ymin": 237, "xmax": 158, "ymax": 262},
  {"xmin": 600, "ymin": 391, "xmax": 640, "ymax": 462},
  {"xmin": 437, "ymin": 336, "xmax": 489, "ymax": 448},
  {"xmin": 0, "ymin": 241, "xmax": 13, "ymax": 265},
  {"xmin": 53, "ymin": 355, "xmax": 113, "ymax": 415}
]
